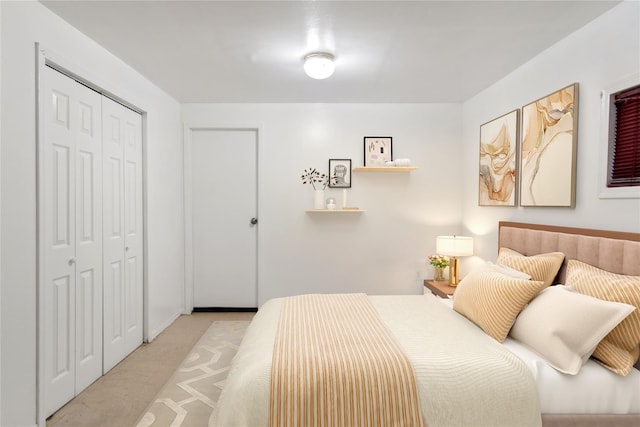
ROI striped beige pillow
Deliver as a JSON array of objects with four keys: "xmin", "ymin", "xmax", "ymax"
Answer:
[
  {"xmin": 566, "ymin": 260, "xmax": 640, "ymax": 376},
  {"xmin": 497, "ymin": 248, "xmax": 565, "ymax": 286},
  {"xmin": 453, "ymin": 269, "xmax": 547, "ymax": 342}
]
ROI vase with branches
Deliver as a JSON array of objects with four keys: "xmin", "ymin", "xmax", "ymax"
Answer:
[
  {"xmin": 301, "ymin": 168, "xmax": 337, "ymax": 190},
  {"xmin": 301, "ymin": 168, "xmax": 337, "ymax": 209}
]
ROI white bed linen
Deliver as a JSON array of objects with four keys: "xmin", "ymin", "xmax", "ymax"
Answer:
[
  {"xmin": 213, "ymin": 294, "xmax": 541, "ymax": 427},
  {"xmin": 437, "ymin": 296, "xmax": 640, "ymax": 414}
]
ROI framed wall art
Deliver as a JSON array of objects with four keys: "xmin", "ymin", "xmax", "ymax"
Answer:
[
  {"xmin": 520, "ymin": 83, "xmax": 579, "ymax": 207},
  {"xmin": 363, "ymin": 136, "xmax": 392, "ymax": 166},
  {"xmin": 479, "ymin": 110, "xmax": 519, "ymax": 206},
  {"xmin": 328, "ymin": 159, "xmax": 352, "ymax": 188}
]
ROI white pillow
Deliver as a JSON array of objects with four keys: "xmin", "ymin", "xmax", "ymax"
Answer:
[{"xmin": 509, "ymin": 286, "xmax": 635, "ymax": 375}]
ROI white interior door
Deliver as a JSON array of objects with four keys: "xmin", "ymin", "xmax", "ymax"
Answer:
[
  {"xmin": 102, "ymin": 97, "xmax": 143, "ymax": 372},
  {"xmin": 42, "ymin": 66, "xmax": 103, "ymax": 416},
  {"xmin": 191, "ymin": 129, "xmax": 258, "ymax": 308}
]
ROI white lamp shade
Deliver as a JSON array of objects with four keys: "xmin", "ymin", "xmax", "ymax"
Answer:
[
  {"xmin": 304, "ymin": 52, "xmax": 335, "ymax": 79},
  {"xmin": 436, "ymin": 235, "xmax": 474, "ymax": 257}
]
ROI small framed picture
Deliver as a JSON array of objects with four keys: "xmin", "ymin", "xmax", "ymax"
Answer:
[
  {"xmin": 364, "ymin": 136, "xmax": 392, "ymax": 166},
  {"xmin": 328, "ymin": 159, "xmax": 352, "ymax": 188}
]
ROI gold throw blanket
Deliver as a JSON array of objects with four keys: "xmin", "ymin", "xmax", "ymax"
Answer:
[{"xmin": 270, "ymin": 293, "xmax": 426, "ymax": 427}]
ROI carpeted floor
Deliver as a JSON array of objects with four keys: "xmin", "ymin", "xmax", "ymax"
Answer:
[
  {"xmin": 46, "ymin": 312, "xmax": 254, "ymax": 427},
  {"xmin": 135, "ymin": 321, "xmax": 250, "ymax": 427}
]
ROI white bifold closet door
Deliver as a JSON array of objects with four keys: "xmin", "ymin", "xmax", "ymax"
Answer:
[
  {"xmin": 42, "ymin": 67, "xmax": 143, "ymax": 416},
  {"xmin": 102, "ymin": 96, "xmax": 143, "ymax": 373},
  {"xmin": 43, "ymin": 66, "xmax": 104, "ymax": 416}
]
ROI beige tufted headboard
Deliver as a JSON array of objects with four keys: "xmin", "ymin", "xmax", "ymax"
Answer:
[
  {"xmin": 498, "ymin": 223, "xmax": 640, "ymax": 426},
  {"xmin": 498, "ymin": 221, "xmax": 640, "ymax": 285}
]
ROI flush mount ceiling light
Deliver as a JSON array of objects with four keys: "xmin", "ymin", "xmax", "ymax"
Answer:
[{"xmin": 303, "ymin": 52, "xmax": 335, "ymax": 79}]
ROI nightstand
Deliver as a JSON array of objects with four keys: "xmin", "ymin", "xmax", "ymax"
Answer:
[{"xmin": 424, "ymin": 280, "xmax": 455, "ymax": 299}]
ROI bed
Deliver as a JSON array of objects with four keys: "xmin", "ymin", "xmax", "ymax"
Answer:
[{"xmin": 212, "ymin": 222, "xmax": 640, "ymax": 427}]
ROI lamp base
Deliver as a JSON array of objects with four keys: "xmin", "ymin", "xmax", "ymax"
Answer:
[{"xmin": 449, "ymin": 257, "xmax": 461, "ymax": 286}]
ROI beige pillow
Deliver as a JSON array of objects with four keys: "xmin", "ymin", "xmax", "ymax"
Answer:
[
  {"xmin": 453, "ymin": 269, "xmax": 546, "ymax": 342},
  {"xmin": 464, "ymin": 260, "xmax": 532, "ymax": 280},
  {"xmin": 566, "ymin": 260, "xmax": 640, "ymax": 376},
  {"xmin": 496, "ymin": 248, "xmax": 565, "ymax": 286},
  {"xmin": 487, "ymin": 261, "xmax": 532, "ymax": 280},
  {"xmin": 510, "ymin": 286, "xmax": 635, "ymax": 375}
]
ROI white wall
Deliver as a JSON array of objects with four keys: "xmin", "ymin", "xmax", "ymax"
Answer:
[
  {"xmin": 183, "ymin": 103, "xmax": 463, "ymax": 305},
  {"xmin": 0, "ymin": 1, "xmax": 3, "ymax": 416},
  {"xmin": 1, "ymin": 1, "xmax": 184, "ymax": 425},
  {"xmin": 461, "ymin": 1, "xmax": 640, "ymax": 264}
]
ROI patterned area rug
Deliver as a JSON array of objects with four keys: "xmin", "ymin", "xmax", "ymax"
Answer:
[{"xmin": 136, "ymin": 321, "xmax": 249, "ymax": 427}]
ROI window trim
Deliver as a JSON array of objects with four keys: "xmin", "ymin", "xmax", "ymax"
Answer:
[{"xmin": 599, "ymin": 72, "xmax": 640, "ymax": 199}]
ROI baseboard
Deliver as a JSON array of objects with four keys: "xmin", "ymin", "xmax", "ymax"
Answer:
[
  {"xmin": 148, "ymin": 309, "xmax": 182, "ymax": 342},
  {"xmin": 193, "ymin": 307, "xmax": 258, "ymax": 313}
]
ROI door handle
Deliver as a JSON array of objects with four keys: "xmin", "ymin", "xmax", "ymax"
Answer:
[
  {"xmin": 69, "ymin": 257, "xmax": 77, "ymax": 266},
  {"xmin": 250, "ymin": 217, "xmax": 258, "ymax": 225}
]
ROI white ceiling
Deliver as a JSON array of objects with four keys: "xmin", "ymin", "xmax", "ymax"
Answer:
[{"xmin": 40, "ymin": 0, "xmax": 620, "ymax": 103}]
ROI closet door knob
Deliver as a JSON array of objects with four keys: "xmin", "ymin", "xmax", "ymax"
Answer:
[
  {"xmin": 125, "ymin": 246, "xmax": 130, "ymax": 251},
  {"xmin": 68, "ymin": 257, "xmax": 77, "ymax": 266},
  {"xmin": 250, "ymin": 217, "xmax": 258, "ymax": 225}
]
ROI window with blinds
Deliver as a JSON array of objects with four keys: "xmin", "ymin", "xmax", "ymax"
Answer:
[{"xmin": 608, "ymin": 84, "xmax": 640, "ymax": 187}]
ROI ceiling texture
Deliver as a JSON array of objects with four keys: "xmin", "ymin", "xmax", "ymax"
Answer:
[{"xmin": 40, "ymin": 0, "xmax": 620, "ymax": 103}]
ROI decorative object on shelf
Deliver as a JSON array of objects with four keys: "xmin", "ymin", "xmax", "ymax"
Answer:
[
  {"xmin": 353, "ymin": 166, "xmax": 416, "ymax": 172},
  {"xmin": 328, "ymin": 159, "xmax": 352, "ymax": 188},
  {"xmin": 428, "ymin": 254, "xmax": 449, "ymax": 281},
  {"xmin": 326, "ymin": 197, "xmax": 337, "ymax": 210},
  {"xmin": 314, "ymin": 190, "xmax": 325, "ymax": 209},
  {"xmin": 520, "ymin": 83, "xmax": 578, "ymax": 207},
  {"xmin": 301, "ymin": 167, "xmax": 337, "ymax": 209},
  {"xmin": 479, "ymin": 110, "xmax": 518, "ymax": 207},
  {"xmin": 364, "ymin": 136, "xmax": 392, "ymax": 166},
  {"xmin": 436, "ymin": 235, "xmax": 474, "ymax": 286},
  {"xmin": 385, "ymin": 158, "xmax": 411, "ymax": 167}
]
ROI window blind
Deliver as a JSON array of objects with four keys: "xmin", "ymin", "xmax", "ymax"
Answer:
[{"xmin": 609, "ymin": 85, "xmax": 640, "ymax": 187}]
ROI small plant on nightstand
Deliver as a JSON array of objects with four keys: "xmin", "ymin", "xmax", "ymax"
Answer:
[{"xmin": 428, "ymin": 254, "xmax": 449, "ymax": 281}]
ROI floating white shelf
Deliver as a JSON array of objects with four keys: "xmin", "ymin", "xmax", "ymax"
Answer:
[
  {"xmin": 353, "ymin": 166, "xmax": 417, "ymax": 172},
  {"xmin": 305, "ymin": 209, "xmax": 365, "ymax": 213}
]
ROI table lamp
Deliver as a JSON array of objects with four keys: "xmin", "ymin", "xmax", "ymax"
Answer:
[{"xmin": 436, "ymin": 235, "xmax": 474, "ymax": 286}]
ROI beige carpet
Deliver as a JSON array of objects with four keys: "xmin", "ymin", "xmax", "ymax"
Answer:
[
  {"xmin": 135, "ymin": 320, "xmax": 250, "ymax": 427},
  {"xmin": 47, "ymin": 313, "xmax": 257, "ymax": 427}
]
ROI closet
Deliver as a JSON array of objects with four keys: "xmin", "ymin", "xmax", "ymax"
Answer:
[{"xmin": 41, "ymin": 66, "xmax": 143, "ymax": 416}]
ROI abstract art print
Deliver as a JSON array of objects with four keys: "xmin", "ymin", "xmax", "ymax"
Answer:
[
  {"xmin": 363, "ymin": 137, "xmax": 392, "ymax": 166},
  {"xmin": 479, "ymin": 110, "xmax": 519, "ymax": 206},
  {"xmin": 520, "ymin": 83, "xmax": 579, "ymax": 207}
]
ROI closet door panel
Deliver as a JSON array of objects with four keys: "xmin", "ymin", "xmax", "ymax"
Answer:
[
  {"xmin": 123, "ymin": 111, "xmax": 143, "ymax": 355},
  {"xmin": 102, "ymin": 99, "xmax": 126, "ymax": 373},
  {"xmin": 102, "ymin": 97, "xmax": 143, "ymax": 372},
  {"xmin": 74, "ymin": 83, "xmax": 103, "ymax": 393},
  {"xmin": 43, "ymin": 67, "xmax": 77, "ymax": 416}
]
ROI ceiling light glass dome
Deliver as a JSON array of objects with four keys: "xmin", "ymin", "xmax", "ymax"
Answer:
[{"xmin": 304, "ymin": 52, "xmax": 335, "ymax": 79}]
